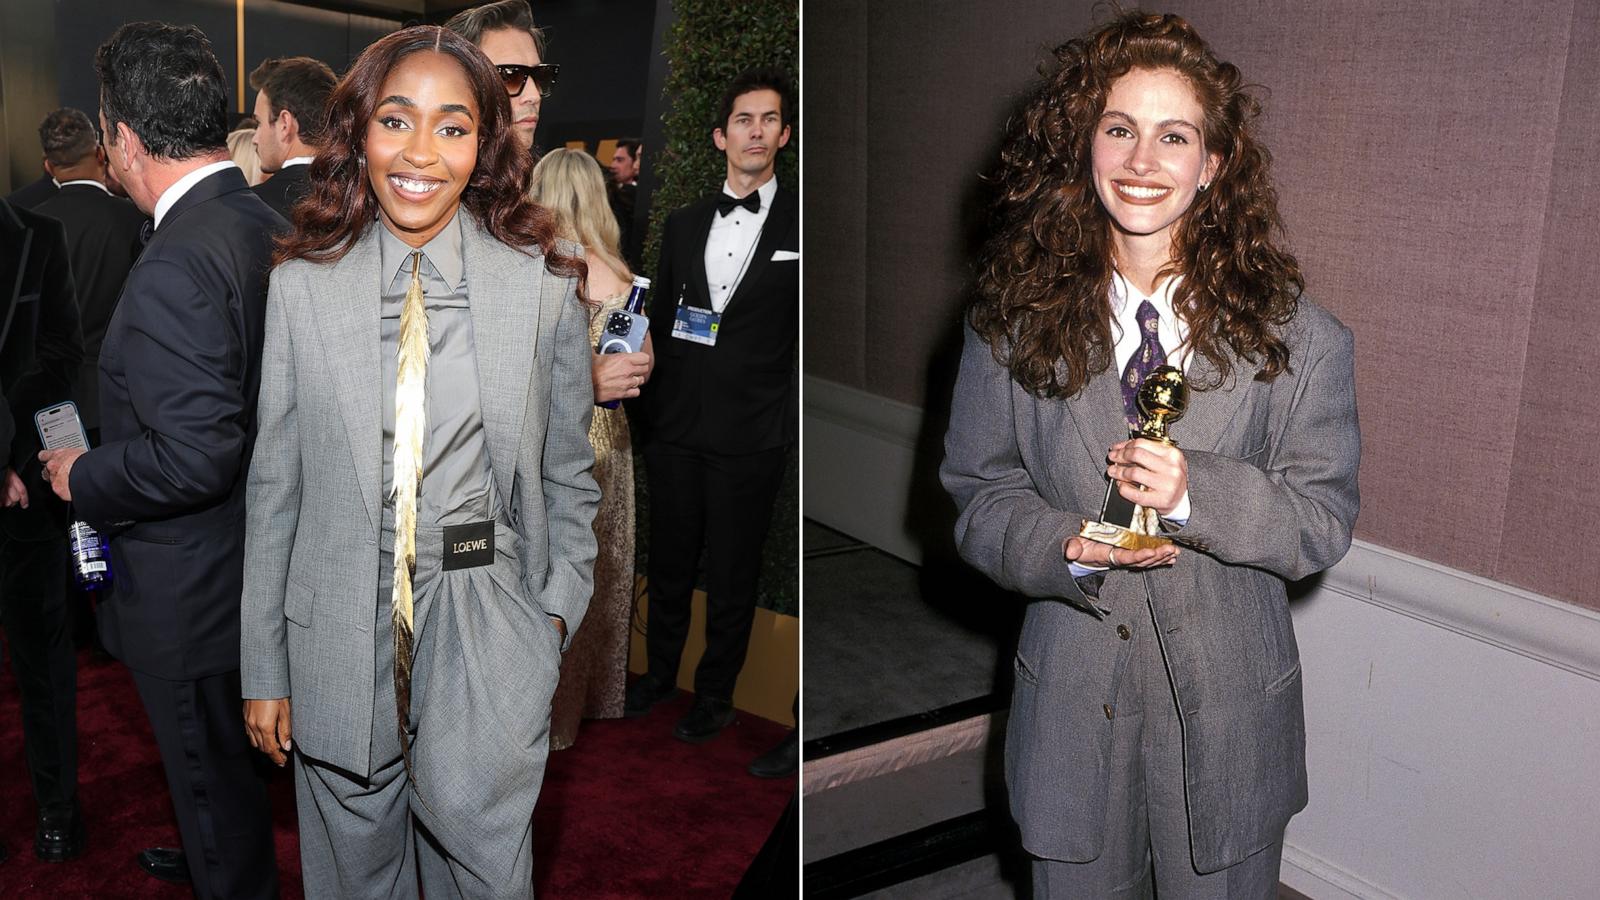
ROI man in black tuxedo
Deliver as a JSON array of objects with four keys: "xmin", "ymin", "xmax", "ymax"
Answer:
[
  {"xmin": 0, "ymin": 195, "xmax": 85, "ymax": 863},
  {"xmin": 38, "ymin": 23, "xmax": 284, "ymax": 898},
  {"xmin": 33, "ymin": 107, "xmax": 148, "ymax": 444},
  {"xmin": 628, "ymin": 68, "xmax": 798, "ymax": 743},
  {"xmin": 248, "ymin": 56, "xmax": 335, "ymax": 220},
  {"xmin": 5, "ymin": 172, "xmax": 58, "ymax": 211}
]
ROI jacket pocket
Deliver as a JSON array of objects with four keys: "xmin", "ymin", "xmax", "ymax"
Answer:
[{"xmin": 284, "ymin": 575, "xmax": 314, "ymax": 627}]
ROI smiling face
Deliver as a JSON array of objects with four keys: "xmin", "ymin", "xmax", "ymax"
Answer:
[
  {"xmin": 476, "ymin": 26, "xmax": 541, "ymax": 151},
  {"xmin": 1090, "ymin": 67, "xmax": 1220, "ymax": 263},
  {"xmin": 365, "ymin": 51, "xmax": 479, "ymax": 248},
  {"xmin": 713, "ymin": 89, "xmax": 789, "ymax": 184}
]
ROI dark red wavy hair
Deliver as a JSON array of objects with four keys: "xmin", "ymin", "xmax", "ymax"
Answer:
[
  {"xmin": 274, "ymin": 25, "xmax": 582, "ymax": 286},
  {"xmin": 972, "ymin": 11, "xmax": 1302, "ymax": 398}
]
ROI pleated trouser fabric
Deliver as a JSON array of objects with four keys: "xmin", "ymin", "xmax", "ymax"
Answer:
[{"xmin": 295, "ymin": 513, "xmax": 558, "ymax": 899}]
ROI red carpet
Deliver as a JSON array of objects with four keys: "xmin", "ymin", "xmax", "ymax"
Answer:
[{"xmin": 0, "ymin": 646, "xmax": 794, "ymax": 897}]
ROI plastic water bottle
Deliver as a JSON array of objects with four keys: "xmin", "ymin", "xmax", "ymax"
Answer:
[{"xmin": 69, "ymin": 520, "xmax": 112, "ymax": 588}]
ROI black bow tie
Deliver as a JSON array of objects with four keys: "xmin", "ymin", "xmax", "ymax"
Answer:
[
  {"xmin": 139, "ymin": 219, "xmax": 154, "ymax": 246},
  {"xmin": 716, "ymin": 191, "xmax": 760, "ymax": 217}
]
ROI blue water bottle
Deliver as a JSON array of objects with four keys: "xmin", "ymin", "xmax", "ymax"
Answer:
[{"xmin": 69, "ymin": 519, "xmax": 112, "ymax": 588}]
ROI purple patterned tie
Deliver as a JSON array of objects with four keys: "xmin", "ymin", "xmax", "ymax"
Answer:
[{"xmin": 1120, "ymin": 300, "xmax": 1166, "ymax": 430}]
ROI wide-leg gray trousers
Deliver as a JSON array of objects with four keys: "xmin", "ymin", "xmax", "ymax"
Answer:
[{"xmin": 295, "ymin": 515, "xmax": 558, "ymax": 899}]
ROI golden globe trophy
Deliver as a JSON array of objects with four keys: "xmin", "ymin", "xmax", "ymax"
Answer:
[{"xmin": 1078, "ymin": 365, "xmax": 1189, "ymax": 551}]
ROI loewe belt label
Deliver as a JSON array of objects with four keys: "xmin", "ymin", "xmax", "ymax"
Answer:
[{"xmin": 442, "ymin": 521, "xmax": 494, "ymax": 570}]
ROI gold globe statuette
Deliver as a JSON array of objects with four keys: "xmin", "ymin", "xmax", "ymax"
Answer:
[{"xmin": 1078, "ymin": 365, "xmax": 1190, "ymax": 551}]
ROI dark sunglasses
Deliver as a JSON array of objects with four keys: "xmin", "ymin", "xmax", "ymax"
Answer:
[{"xmin": 496, "ymin": 63, "xmax": 560, "ymax": 99}]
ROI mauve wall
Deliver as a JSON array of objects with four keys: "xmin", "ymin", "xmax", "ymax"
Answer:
[{"xmin": 802, "ymin": 0, "xmax": 1600, "ymax": 610}]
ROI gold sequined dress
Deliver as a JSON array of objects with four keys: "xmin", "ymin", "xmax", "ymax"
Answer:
[{"xmin": 550, "ymin": 290, "xmax": 634, "ymax": 750}]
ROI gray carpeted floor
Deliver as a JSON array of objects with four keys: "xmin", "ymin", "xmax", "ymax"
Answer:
[{"xmin": 802, "ymin": 519, "xmax": 1016, "ymax": 738}]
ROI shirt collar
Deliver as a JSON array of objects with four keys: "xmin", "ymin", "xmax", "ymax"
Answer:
[
  {"xmin": 1110, "ymin": 269, "xmax": 1182, "ymax": 315},
  {"xmin": 281, "ymin": 156, "xmax": 314, "ymax": 169},
  {"xmin": 721, "ymin": 174, "xmax": 778, "ymax": 211},
  {"xmin": 153, "ymin": 160, "xmax": 238, "ymax": 229},
  {"xmin": 378, "ymin": 209, "xmax": 465, "ymax": 292},
  {"xmin": 58, "ymin": 179, "xmax": 111, "ymax": 195}
]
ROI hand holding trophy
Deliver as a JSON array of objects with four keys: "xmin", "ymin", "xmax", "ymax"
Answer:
[{"xmin": 1079, "ymin": 365, "xmax": 1189, "ymax": 551}]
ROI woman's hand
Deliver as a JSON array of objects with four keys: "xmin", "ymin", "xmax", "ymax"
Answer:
[
  {"xmin": 591, "ymin": 350, "xmax": 652, "ymax": 403},
  {"xmin": 1064, "ymin": 535, "xmax": 1179, "ymax": 569},
  {"xmin": 1106, "ymin": 438, "xmax": 1188, "ymax": 515},
  {"xmin": 244, "ymin": 697, "xmax": 293, "ymax": 767}
]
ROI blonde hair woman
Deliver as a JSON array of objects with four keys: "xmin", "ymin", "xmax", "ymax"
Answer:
[{"xmin": 529, "ymin": 147, "xmax": 653, "ymax": 750}]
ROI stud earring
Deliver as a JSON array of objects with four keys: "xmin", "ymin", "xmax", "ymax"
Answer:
[{"xmin": 1197, "ymin": 182, "xmax": 1209, "ymax": 192}]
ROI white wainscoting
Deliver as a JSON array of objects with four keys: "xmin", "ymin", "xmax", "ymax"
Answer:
[{"xmin": 804, "ymin": 375, "xmax": 1600, "ymax": 899}]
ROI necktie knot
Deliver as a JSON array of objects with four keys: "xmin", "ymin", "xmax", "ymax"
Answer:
[
  {"xmin": 716, "ymin": 191, "xmax": 760, "ymax": 217},
  {"xmin": 1135, "ymin": 299, "xmax": 1161, "ymax": 335}
]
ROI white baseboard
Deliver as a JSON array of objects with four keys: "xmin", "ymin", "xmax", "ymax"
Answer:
[
  {"xmin": 1281, "ymin": 843, "xmax": 1397, "ymax": 900},
  {"xmin": 804, "ymin": 374, "xmax": 1600, "ymax": 899}
]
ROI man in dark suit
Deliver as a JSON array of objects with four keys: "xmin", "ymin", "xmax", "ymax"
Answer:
[
  {"xmin": 5, "ymin": 172, "xmax": 58, "ymax": 211},
  {"xmin": 0, "ymin": 195, "xmax": 85, "ymax": 864},
  {"xmin": 628, "ymin": 68, "xmax": 798, "ymax": 743},
  {"xmin": 33, "ymin": 107, "xmax": 148, "ymax": 444},
  {"xmin": 248, "ymin": 56, "xmax": 335, "ymax": 220},
  {"xmin": 609, "ymin": 138, "xmax": 642, "ymax": 271},
  {"xmin": 38, "ymin": 23, "xmax": 284, "ymax": 898}
]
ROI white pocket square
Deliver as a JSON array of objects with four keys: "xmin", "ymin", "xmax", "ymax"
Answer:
[{"xmin": 771, "ymin": 250, "xmax": 800, "ymax": 262}]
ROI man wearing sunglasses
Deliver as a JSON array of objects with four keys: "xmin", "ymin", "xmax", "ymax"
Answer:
[{"xmin": 445, "ymin": 0, "xmax": 558, "ymax": 153}]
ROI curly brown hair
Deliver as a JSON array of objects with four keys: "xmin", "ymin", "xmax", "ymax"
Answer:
[
  {"xmin": 274, "ymin": 26, "xmax": 581, "ymax": 285},
  {"xmin": 972, "ymin": 11, "xmax": 1301, "ymax": 398}
]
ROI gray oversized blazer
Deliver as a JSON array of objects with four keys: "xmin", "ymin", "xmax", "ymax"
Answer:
[
  {"xmin": 941, "ymin": 297, "xmax": 1359, "ymax": 873},
  {"xmin": 240, "ymin": 219, "xmax": 599, "ymax": 778}
]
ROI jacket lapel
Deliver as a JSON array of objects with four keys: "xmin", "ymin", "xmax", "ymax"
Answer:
[
  {"xmin": 725, "ymin": 186, "xmax": 794, "ymax": 312},
  {"xmin": 463, "ymin": 221, "xmax": 540, "ymax": 505},
  {"xmin": 318, "ymin": 227, "xmax": 384, "ymax": 532},
  {"xmin": 687, "ymin": 202, "xmax": 715, "ymax": 308},
  {"xmin": 1067, "ymin": 366, "xmax": 1130, "ymax": 471},
  {"xmin": 1168, "ymin": 346, "xmax": 1252, "ymax": 454}
]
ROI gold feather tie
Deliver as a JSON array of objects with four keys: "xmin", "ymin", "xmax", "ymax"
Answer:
[{"xmin": 392, "ymin": 250, "xmax": 429, "ymax": 774}]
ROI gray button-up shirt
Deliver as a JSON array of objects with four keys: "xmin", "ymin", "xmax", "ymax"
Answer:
[{"xmin": 379, "ymin": 212, "xmax": 495, "ymax": 525}]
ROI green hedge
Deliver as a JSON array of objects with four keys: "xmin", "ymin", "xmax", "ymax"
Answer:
[{"xmin": 636, "ymin": 0, "xmax": 798, "ymax": 618}]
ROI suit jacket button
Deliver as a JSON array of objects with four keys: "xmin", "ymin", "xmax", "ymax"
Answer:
[
  {"xmin": 1103, "ymin": 703, "xmax": 1114, "ymax": 720},
  {"xmin": 1116, "ymin": 624, "xmax": 1130, "ymax": 640}
]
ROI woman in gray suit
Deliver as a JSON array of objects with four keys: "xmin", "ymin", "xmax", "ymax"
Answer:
[
  {"xmin": 941, "ymin": 12, "xmax": 1359, "ymax": 898},
  {"xmin": 239, "ymin": 26, "xmax": 598, "ymax": 898}
]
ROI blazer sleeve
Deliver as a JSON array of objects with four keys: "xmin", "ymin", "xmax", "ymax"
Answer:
[
  {"xmin": 1166, "ymin": 314, "xmax": 1360, "ymax": 580},
  {"xmin": 532, "ymin": 276, "xmax": 601, "ymax": 646},
  {"xmin": 240, "ymin": 270, "xmax": 300, "ymax": 698},
  {"xmin": 69, "ymin": 258, "xmax": 250, "ymax": 525},
  {"xmin": 940, "ymin": 323, "xmax": 1099, "ymax": 610}
]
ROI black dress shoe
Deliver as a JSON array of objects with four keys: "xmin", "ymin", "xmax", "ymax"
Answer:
[
  {"xmin": 747, "ymin": 729, "xmax": 798, "ymax": 778},
  {"xmin": 673, "ymin": 696, "xmax": 736, "ymax": 744},
  {"xmin": 623, "ymin": 675, "xmax": 675, "ymax": 718},
  {"xmin": 138, "ymin": 847, "xmax": 191, "ymax": 884},
  {"xmin": 35, "ymin": 803, "xmax": 84, "ymax": 861}
]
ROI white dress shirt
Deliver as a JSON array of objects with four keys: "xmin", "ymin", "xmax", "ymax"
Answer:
[
  {"xmin": 703, "ymin": 175, "xmax": 777, "ymax": 313},
  {"xmin": 281, "ymin": 156, "xmax": 314, "ymax": 169},
  {"xmin": 57, "ymin": 179, "xmax": 111, "ymax": 195},
  {"xmin": 153, "ymin": 160, "xmax": 238, "ymax": 230}
]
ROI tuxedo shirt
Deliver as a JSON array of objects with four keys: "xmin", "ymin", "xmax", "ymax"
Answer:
[{"xmin": 704, "ymin": 176, "xmax": 777, "ymax": 312}]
